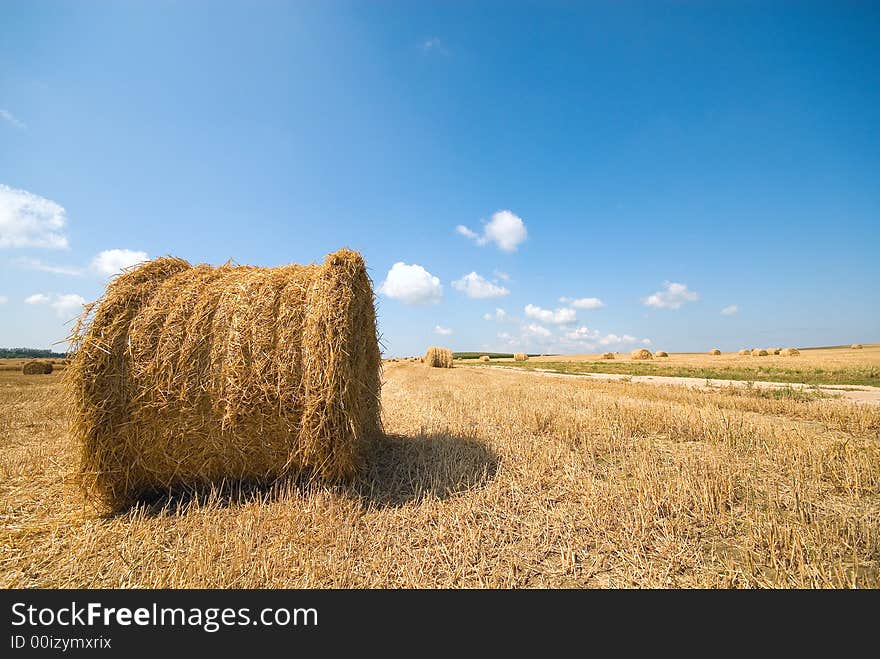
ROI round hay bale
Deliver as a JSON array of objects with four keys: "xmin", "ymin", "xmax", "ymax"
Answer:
[
  {"xmin": 424, "ymin": 346, "xmax": 454, "ymax": 368},
  {"xmin": 22, "ymin": 360, "xmax": 53, "ymax": 375},
  {"xmin": 851, "ymin": 344, "xmax": 863, "ymax": 350},
  {"xmin": 654, "ymin": 351, "xmax": 669, "ymax": 357},
  {"xmin": 751, "ymin": 349, "xmax": 768, "ymax": 357},
  {"xmin": 770, "ymin": 348, "xmax": 781, "ymax": 355},
  {"xmin": 630, "ymin": 348, "xmax": 653, "ymax": 360},
  {"xmin": 514, "ymin": 352, "xmax": 528, "ymax": 362},
  {"xmin": 709, "ymin": 349, "xmax": 721, "ymax": 356},
  {"xmin": 737, "ymin": 349, "xmax": 750, "ymax": 356},
  {"xmin": 479, "ymin": 355, "xmax": 490, "ymax": 362},
  {"xmin": 780, "ymin": 347, "xmax": 800, "ymax": 357},
  {"xmin": 599, "ymin": 352, "xmax": 615, "ymax": 360},
  {"xmin": 66, "ymin": 249, "xmax": 382, "ymax": 512}
]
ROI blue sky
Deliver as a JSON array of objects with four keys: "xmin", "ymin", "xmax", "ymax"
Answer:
[{"xmin": 1, "ymin": 1, "xmax": 878, "ymax": 356}]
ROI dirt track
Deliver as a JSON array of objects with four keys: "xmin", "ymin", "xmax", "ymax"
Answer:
[{"xmin": 480, "ymin": 366, "xmax": 880, "ymax": 406}]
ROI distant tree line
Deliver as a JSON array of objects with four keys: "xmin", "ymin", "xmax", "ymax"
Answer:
[{"xmin": 0, "ymin": 348, "xmax": 68, "ymax": 359}]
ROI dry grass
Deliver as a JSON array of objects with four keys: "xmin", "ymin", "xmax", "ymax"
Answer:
[
  {"xmin": 66, "ymin": 249, "xmax": 381, "ymax": 512},
  {"xmin": 2, "ymin": 363, "xmax": 878, "ymax": 588},
  {"xmin": 631, "ymin": 348, "xmax": 653, "ymax": 360},
  {"xmin": 425, "ymin": 347, "xmax": 454, "ymax": 368}
]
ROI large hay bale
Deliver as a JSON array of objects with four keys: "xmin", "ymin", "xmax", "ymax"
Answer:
[
  {"xmin": 424, "ymin": 346, "xmax": 453, "ymax": 368},
  {"xmin": 780, "ymin": 347, "xmax": 800, "ymax": 357},
  {"xmin": 513, "ymin": 352, "xmax": 528, "ymax": 362},
  {"xmin": 654, "ymin": 351, "xmax": 669, "ymax": 357},
  {"xmin": 751, "ymin": 348, "xmax": 768, "ymax": 356},
  {"xmin": 630, "ymin": 348, "xmax": 653, "ymax": 360},
  {"xmin": 22, "ymin": 360, "xmax": 53, "ymax": 375},
  {"xmin": 479, "ymin": 355, "xmax": 490, "ymax": 362},
  {"xmin": 709, "ymin": 348, "xmax": 721, "ymax": 356},
  {"xmin": 737, "ymin": 349, "xmax": 750, "ymax": 356},
  {"xmin": 600, "ymin": 352, "xmax": 615, "ymax": 360},
  {"xmin": 770, "ymin": 348, "xmax": 781, "ymax": 355},
  {"xmin": 851, "ymin": 344, "xmax": 863, "ymax": 350},
  {"xmin": 67, "ymin": 249, "xmax": 381, "ymax": 511}
]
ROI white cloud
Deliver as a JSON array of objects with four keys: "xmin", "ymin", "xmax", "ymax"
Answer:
[
  {"xmin": 25, "ymin": 293, "xmax": 50, "ymax": 305},
  {"xmin": 642, "ymin": 282, "xmax": 699, "ymax": 310},
  {"xmin": 421, "ymin": 37, "xmax": 448, "ymax": 55},
  {"xmin": 721, "ymin": 304, "xmax": 739, "ymax": 316},
  {"xmin": 434, "ymin": 325, "xmax": 453, "ymax": 336},
  {"xmin": 0, "ymin": 109, "xmax": 25, "ymax": 129},
  {"xmin": 493, "ymin": 270, "xmax": 510, "ymax": 281},
  {"xmin": 378, "ymin": 262, "xmax": 443, "ymax": 305},
  {"xmin": 452, "ymin": 272, "xmax": 509, "ymax": 298},
  {"xmin": 524, "ymin": 304, "xmax": 576, "ymax": 324},
  {"xmin": 523, "ymin": 323, "xmax": 551, "ymax": 337},
  {"xmin": 0, "ymin": 184, "xmax": 69, "ymax": 249},
  {"xmin": 483, "ymin": 307, "xmax": 509, "ymax": 322},
  {"xmin": 15, "ymin": 257, "xmax": 84, "ymax": 276},
  {"xmin": 562, "ymin": 325, "xmax": 648, "ymax": 349},
  {"xmin": 642, "ymin": 338, "xmax": 652, "ymax": 345},
  {"xmin": 560, "ymin": 296, "xmax": 604, "ymax": 310},
  {"xmin": 91, "ymin": 249, "xmax": 148, "ymax": 276},
  {"xmin": 50, "ymin": 293, "xmax": 86, "ymax": 319},
  {"xmin": 457, "ymin": 210, "xmax": 527, "ymax": 252}
]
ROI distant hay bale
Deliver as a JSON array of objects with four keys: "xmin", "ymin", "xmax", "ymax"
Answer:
[
  {"xmin": 600, "ymin": 352, "xmax": 615, "ymax": 360},
  {"xmin": 852, "ymin": 344, "xmax": 863, "ymax": 350},
  {"xmin": 630, "ymin": 348, "xmax": 653, "ymax": 360},
  {"xmin": 22, "ymin": 360, "xmax": 53, "ymax": 375},
  {"xmin": 424, "ymin": 346, "xmax": 454, "ymax": 368},
  {"xmin": 709, "ymin": 349, "xmax": 721, "ymax": 356},
  {"xmin": 654, "ymin": 351, "xmax": 668, "ymax": 357},
  {"xmin": 770, "ymin": 348, "xmax": 781, "ymax": 355},
  {"xmin": 479, "ymin": 355, "xmax": 490, "ymax": 362},
  {"xmin": 66, "ymin": 248, "xmax": 382, "ymax": 512},
  {"xmin": 751, "ymin": 349, "xmax": 768, "ymax": 356},
  {"xmin": 514, "ymin": 352, "xmax": 528, "ymax": 362},
  {"xmin": 780, "ymin": 347, "xmax": 800, "ymax": 357},
  {"xmin": 737, "ymin": 349, "xmax": 750, "ymax": 356}
]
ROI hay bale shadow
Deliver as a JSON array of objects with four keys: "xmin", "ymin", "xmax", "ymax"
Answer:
[{"xmin": 125, "ymin": 433, "xmax": 498, "ymax": 516}]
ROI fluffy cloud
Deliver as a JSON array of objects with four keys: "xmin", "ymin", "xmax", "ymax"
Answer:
[
  {"xmin": 456, "ymin": 210, "xmax": 527, "ymax": 252},
  {"xmin": 434, "ymin": 325, "xmax": 453, "ymax": 336},
  {"xmin": 493, "ymin": 270, "xmax": 510, "ymax": 281},
  {"xmin": 51, "ymin": 293, "xmax": 86, "ymax": 318},
  {"xmin": 483, "ymin": 307, "xmax": 509, "ymax": 322},
  {"xmin": 452, "ymin": 272, "xmax": 509, "ymax": 298},
  {"xmin": 563, "ymin": 326, "xmax": 647, "ymax": 349},
  {"xmin": 378, "ymin": 262, "xmax": 443, "ymax": 305},
  {"xmin": 524, "ymin": 304, "xmax": 576, "ymax": 325},
  {"xmin": 91, "ymin": 249, "xmax": 149, "ymax": 276},
  {"xmin": 721, "ymin": 304, "xmax": 739, "ymax": 316},
  {"xmin": 25, "ymin": 293, "xmax": 50, "ymax": 305},
  {"xmin": 559, "ymin": 296, "xmax": 604, "ymax": 310},
  {"xmin": 642, "ymin": 282, "xmax": 699, "ymax": 310},
  {"xmin": 0, "ymin": 184, "xmax": 69, "ymax": 249},
  {"xmin": 523, "ymin": 323, "xmax": 551, "ymax": 338}
]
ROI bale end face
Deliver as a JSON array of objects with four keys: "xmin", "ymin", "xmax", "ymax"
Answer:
[{"xmin": 22, "ymin": 360, "xmax": 53, "ymax": 375}]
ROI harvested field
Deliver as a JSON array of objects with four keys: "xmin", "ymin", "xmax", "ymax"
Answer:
[{"xmin": 2, "ymin": 360, "xmax": 878, "ymax": 588}]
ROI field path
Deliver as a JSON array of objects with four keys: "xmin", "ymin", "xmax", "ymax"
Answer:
[{"xmin": 477, "ymin": 365, "xmax": 880, "ymax": 406}]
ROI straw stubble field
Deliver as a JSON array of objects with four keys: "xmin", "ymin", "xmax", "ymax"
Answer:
[{"xmin": 2, "ymin": 358, "xmax": 879, "ymax": 588}]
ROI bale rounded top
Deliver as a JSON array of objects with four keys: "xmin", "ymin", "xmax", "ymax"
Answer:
[
  {"xmin": 630, "ymin": 348, "xmax": 653, "ymax": 360},
  {"xmin": 654, "ymin": 351, "xmax": 669, "ymax": 357},
  {"xmin": 22, "ymin": 360, "xmax": 53, "ymax": 375},
  {"xmin": 780, "ymin": 347, "xmax": 800, "ymax": 356},
  {"xmin": 709, "ymin": 349, "xmax": 721, "ymax": 355}
]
